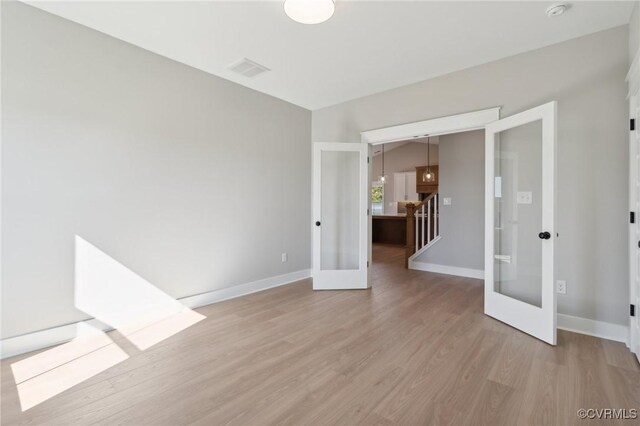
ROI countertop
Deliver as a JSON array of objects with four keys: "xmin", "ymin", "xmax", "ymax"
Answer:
[{"xmin": 372, "ymin": 214, "xmax": 406, "ymax": 219}]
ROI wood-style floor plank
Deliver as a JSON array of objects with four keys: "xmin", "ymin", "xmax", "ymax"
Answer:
[{"xmin": 1, "ymin": 244, "xmax": 638, "ymax": 425}]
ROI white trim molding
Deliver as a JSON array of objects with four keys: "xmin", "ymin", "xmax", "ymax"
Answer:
[
  {"xmin": 0, "ymin": 269, "xmax": 311, "ymax": 359},
  {"xmin": 0, "ymin": 319, "xmax": 112, "ymax": 361},
  {"xmin": 360, "ymin": 107, "xmax": 500, "ymax": 145},
  {"xmin": 180, "ymin": 269, "xmax": 310, "ymax": 309},
  {"xmin": 409, "ymin": 260, "xmax": 484, "ymax": 280},
  {"xmin": 557, "ymin": 314, "xmax": 628, "ymax": 345}
]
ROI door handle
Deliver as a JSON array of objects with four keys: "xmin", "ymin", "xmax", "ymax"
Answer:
[
  {"xmin": 538, "ymin": 231, "xmax": 551, "ymax": 240},
  {"xmin": 315, "ymin": 221, "xmax": 321, "ymax": 227}
]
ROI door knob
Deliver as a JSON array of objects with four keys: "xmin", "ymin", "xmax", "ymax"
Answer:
[
  {"xmin": 538, "ymin": 231, "xmax": 551, "ymax": 240},
  {"xmin": 315, "ymin": 221, "xmax": 321, "ymax": 226}
]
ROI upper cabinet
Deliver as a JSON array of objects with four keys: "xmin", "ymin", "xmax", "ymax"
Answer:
[
  {"xmin": 415, "ymin": 165, "xmax": 439, "ymax": 194},
  {"xmin": 393, "ymin": 171, "xmax": 419, "ymax": 202}
]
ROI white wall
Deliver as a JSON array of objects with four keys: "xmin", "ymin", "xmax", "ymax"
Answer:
[
  {"xmin": 630, "ymin": 2, "xmax": 639, "ymax": 63},
  {"xmin": 372, "ymin": 142, "xmax": 439, "ymax": 214},
  {"xmin": 313, "ymin": 27, "xmax": 629, "ymax": 326},
  {"xmin": 1, "ymin": 2, "xmax": 311, "ymax": 338},
  {"xmin": 415, "ymin": 131, "xmax": 484, "ymax": 271}
]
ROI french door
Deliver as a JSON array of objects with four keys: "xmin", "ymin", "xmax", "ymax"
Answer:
[
  {"xmin": 485, "ymin": 101, "xmax": 557, "ymax": 345},
  {"xmin": 312, "ymin": 143, "xmax": 370, "ymax": 290},
  {"xmin": 630, "ymin": 85, "xmax": 640, "ymax": 362}
]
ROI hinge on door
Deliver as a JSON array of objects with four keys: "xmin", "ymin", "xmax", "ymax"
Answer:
[
  {"xmin": 367, "ymin": 261, "xmax": 370, "ymax": 267},
  {"xmin": 367, "ymin": 157, "xmax": 370, "ymax": 163},
  {"xmin": 367, "ymin": 208, "xmax": 370, "ymax": 216},
  {"xmin": 631, "ymin": 118, "xmax": 636, "ymax": 131},
  {"xmin": 631, "ymin": 304, "xmax": 636, "ymax": 317},
  {"xmin": 632, "ymin": 212, "xmax": 636, "ymax": 224}
]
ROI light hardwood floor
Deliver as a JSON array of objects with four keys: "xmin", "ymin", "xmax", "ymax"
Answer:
[{"xmin": 2, "ymin": 244, "xmax": 639, "ymax": 425}]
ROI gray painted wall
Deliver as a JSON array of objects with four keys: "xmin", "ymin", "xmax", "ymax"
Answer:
[
  {"xmin": 1, "ymin": 2, "xmax": 311, "ymax": 338},
  {"xmin": 415, "ymin": 131, "xmax": 484, "ymax": 271},
  {"xmin": 313, "ymin": 26, "xmax": 630, "ymax": 326},
  {"xmin": 630, "ymin": 2, "xmax": 639, "ymax": 63}
]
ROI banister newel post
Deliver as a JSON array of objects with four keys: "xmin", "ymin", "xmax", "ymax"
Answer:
[{"xmin": 405, "ymin": 203, "xmax": 417, "ymax": 268}]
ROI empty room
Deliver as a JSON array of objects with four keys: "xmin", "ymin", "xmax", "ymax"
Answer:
[{"xmin": 1, "ymin": 0, "xmax": 640, "ymax": 425}]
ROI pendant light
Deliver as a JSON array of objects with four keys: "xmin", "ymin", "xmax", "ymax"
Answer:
[
  {"xmin": 284, "ymin": 0, "xmax": 335, "ymax": 25},
  {"xmin": 423, "ymin": 137, "xmax": 435, "ymax": 183},
  {"xmin": 380, "ymin": 145, "xmax": 387, "ymax": 183}
]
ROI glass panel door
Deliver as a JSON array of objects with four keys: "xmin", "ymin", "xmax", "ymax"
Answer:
[
  {"xmin": 494, "ymin": 120, "xmax": 543, "ymax": 308},
  {"xmin": 313, "ymin": 143, "xmax": 369, "ymax": 290},
  {"xmin": 485, "ymin": 102, "xmax": 557, "ymax": 345},
  {"xmin": 320, "ymin": 150, "xmax": 360, "ymax": 271}
]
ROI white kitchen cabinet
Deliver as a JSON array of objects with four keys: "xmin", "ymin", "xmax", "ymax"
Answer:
[
  {"xmin": 393, "ymin": 173, "xmax": 405, "ymax": 202},
  {"xmin": 393, "ymin": 171, "xmax": 419, "ymax": 202}
]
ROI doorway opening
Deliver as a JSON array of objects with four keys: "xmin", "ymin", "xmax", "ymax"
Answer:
[
  {"xmin": 362, "ymin": 108, "xmax": 500, "ymax": 274},
  {"xmin": 369, "ymin": 137, "xmax": 440, "ymax": 269},
  {"xmin": 314, "ymin": 103, "xmax": 557, "ymax": 344},
  {"xmin": 360, "ymin": 103, "xmax": 558, "ymax": 345}
]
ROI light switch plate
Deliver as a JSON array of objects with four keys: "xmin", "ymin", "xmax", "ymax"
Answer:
[
  {"xmin": 281, "ymin": 253, "xmax": 288, "ymax": 263},
  {"xmin": 517, "ymin": 191, "xmax": 533, "ymax": 204},
  {"xmin": 443, "ymin": 197, "xmax": 452, "ymax": 205}
]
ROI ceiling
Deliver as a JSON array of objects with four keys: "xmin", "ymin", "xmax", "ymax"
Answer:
[
  {"xmin": 372, "ymin": 141, "xmax": 410, "ymax": 156},
  {"xmin": 372, "ymin": 136, "xmax": 438, "ymax": 156},
  {"xmin": 25, "ymin": 1, "xmax": 635, "ymax": 110}
]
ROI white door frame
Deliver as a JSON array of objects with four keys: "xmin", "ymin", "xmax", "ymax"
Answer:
[
  {"xmin": 360, "ymin": 107, "xmax": 501, "ymax": 276},
  {"xmin": 361, "ymin": 108, "xmax": 501, "ymax": 145},
  {"xmin": 627, "ymin": 47, "xmax": 640, "ymax": 360}
]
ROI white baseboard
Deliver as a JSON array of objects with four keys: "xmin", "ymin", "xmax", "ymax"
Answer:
[
  {"xmin": 408, "ymin": 261, "xmax": 627, "ymax": 343},
  {"xmin": 179, "ymin": 269, "xmax": 311, "ymax": 309},
  {"xmin": 409, "ymin": 260, "xmax": 484, "ymax": 280},
  {"xmin": 557, "ymin": 313, "xmax": 628, "ymax": 344},
  {"xmin": 0, "ymin": 269, "xmax": 311, "ymax": 359},
  {"xmin": 0, "ymin": 319, "xmax": 112, "ymax": 361}
]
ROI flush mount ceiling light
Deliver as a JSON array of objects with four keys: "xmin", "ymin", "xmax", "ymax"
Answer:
[
  {"xmin": 284, "ymin": 0, "xmax": 335, "ymax": 25},
  {"xmin": 546, "ymin": 3, "xmax": 568, "ymax": 17}
]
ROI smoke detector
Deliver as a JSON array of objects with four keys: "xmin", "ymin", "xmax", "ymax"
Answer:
[
  {"xmin": 546, "ymin": 3, "xmax": 568, "ymax": 17},
  {"xmin": 228, "ymin": 58, "xmax": 270, "ymax": 78}
]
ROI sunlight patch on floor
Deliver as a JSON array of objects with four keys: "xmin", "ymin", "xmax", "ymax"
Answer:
[
  {"xmin": 121, "ymin": 308, "xmax": 205, "ymax": 351},
  {"xmin": 11, "ymin": 236, "xmax": 206, "ymax": 410},
  {"xmin": 12, "ymin": 324, "xmax": 128, "ymax": 411}
]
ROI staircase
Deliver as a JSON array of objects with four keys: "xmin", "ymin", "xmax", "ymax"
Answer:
[{"xmin": 403, "ymin": 192, "xmax": 440, "ymax": 267}]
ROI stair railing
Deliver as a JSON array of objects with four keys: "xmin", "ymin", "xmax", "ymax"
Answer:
[{"xmin": 405, "ymin": 192, "xmax": 439, "ymax": 267}]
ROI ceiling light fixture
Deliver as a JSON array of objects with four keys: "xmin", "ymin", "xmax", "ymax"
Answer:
[
  {"xmin": 284, "ymin": 0, "xmax": 335, "ymax": 25},
  {"xmin": 546, "ymin": 3, "xmax": 568, "ymax": 17},
  {"xmin": 380, "ymin": 145, "xmax": 387, "ymax": 184},
  {"xmin": 423, "ymin": 137, "xmax": 436, "ymax": 183}
]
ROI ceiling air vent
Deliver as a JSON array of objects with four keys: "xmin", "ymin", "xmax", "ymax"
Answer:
[{"xmin": 228, "ymin": 58, "xmax": 270, "ymax": 78}]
